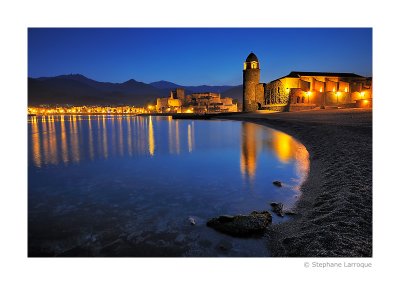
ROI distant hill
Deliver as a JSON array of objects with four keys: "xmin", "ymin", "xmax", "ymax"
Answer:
[
  {"xmin": 29, "ymin": 74, "xmax": 240, "ymax": 106},
  {"xmin": 221, "ymin": 85, "xmax": 243, "ymax": 103},
  {"xmin": 149, "ymin": 80, "xmax": 183, "ymax": 90},
  {"xmin": 150, "ymin": 80, "xmax": 235, "ymax": 94},
  {"xmin": 30, "ymin": 74, "xmax": 165, "ymax": 106}
]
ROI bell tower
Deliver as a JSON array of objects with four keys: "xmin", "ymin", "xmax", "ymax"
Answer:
[{"xmin": 243, "ymin": 52, "xmax": 260, "ymax": 112}]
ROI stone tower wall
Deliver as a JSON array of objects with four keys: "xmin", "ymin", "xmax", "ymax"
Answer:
[
  {"xmin": 256, "ymin": 83, "xmax": 265, "ymax": 105},
  {"xmin": 243, "ymin": 68, "xmax": 260, "ymax": 112}
]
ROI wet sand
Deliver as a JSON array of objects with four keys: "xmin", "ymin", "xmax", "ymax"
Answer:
[{"xmin": 218, "ymin": 109, "xmax": 372, "ymax": 257}]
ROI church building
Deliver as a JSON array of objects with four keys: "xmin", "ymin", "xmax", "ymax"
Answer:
[{"xmin": 242, "ymin": 52, "xmax": 372, "ymax": 112}]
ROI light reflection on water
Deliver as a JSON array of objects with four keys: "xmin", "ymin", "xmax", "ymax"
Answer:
[
  {"xmin": 28, "ymin": 115, "xmax": 309, "ymax": 257},
  {"xmin": 29, "ymin": 115, "xmax": 308, "ymax": 178}
]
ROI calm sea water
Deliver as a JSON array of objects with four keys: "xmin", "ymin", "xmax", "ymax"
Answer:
[{"xmin": 28, "ymin": 115, "xmax": 309, "ymax": 257}]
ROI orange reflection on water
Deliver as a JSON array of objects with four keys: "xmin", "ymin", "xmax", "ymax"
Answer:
[
  {"xmin": 70, "ymin": 115, "xmax": 80, "ymax": 163},
  {"xmin": 126, "ymin": 116, "xmax": 133, "ymax": 156},
  {"xmin": 240, "ymin": 122, "xmax": 260, "ymax": 181},
  {"xmin": 102, "ymin": 115, "xmax": 108, "ymax": 159},
  {"xmin": 48, "ymin": 116, "xmax": 58, "ymax": 165},
  {"xmin": 240, "ymin": 122, "xmax": 309, "ymax": 185},
  {"xmin": 268, "ymin": 130, "xmax": 309, "ymax": 168},
  {"xmin": 118, "ymin": 116, "xmax": 124, "ymax": 156},
  {"xmin": 108, "ymin": 116, "xmax": 115, "ymax": 156},
  {"xmin": 41, "ymin": 118, "xmax": 49, "ymax": 165},
  {"xmin": 88, "ymin": 115, "xmax": 94, "ymax": 160},
  {"xmin": 269, "ymin": 129, "xmax": 309, "ymax": 186},
  {"xmin": 60, "ymin": 115, "xmax": 69, "ymax": 164},
  {"xmin": 31, "ymin": 116, "xmax": 41, "ymax": 167},
  {"xmin": 293, "ymin": 143, "xmax": 309, "ymax": 184},
  {"xmin": 175, "ymin": 120, "xmax": 180, "ymax": 155},
  {"xmin": 188, "ymin": 124, "xmax": 193, "ymax": 153},
  {"xmin": 148, "ymin": 116, "xmax": 155, "ymax": 156},
  {"xmin": 168, "ymin": 116, "xmax": 174, "ymax": 154},
  {"xmin": 270, "ymin": 131, "xmax": 293, "ymax": 164}
]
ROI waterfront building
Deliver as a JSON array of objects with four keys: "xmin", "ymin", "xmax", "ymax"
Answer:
[
  {"xmin": 155, "ymin": 89, "xmax": 238, "ymax": 114},
  {"xmin": 242, "ymin": 52, "xmax": 373, "ymax": 112}
]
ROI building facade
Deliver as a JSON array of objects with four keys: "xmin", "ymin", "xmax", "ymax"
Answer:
[
  {"xmin": 242, "ymin": 52, "xmax": 373, "ymax": 111},
  {"xmin": 155, "ymin": 89, "xmax": 238, "ymax": 114}
]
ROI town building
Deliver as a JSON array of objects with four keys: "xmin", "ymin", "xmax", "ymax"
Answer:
[
  {"xmin": 155, "ymin": 89, "xmax": 238, "ymax": 114},
  {"xmin": 242, "ymin": 52, "xmax": 373, "ymax": 112}
]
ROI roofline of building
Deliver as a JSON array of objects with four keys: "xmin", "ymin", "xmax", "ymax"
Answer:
[{"xmin": 268, "ymin": 71, "xmax": 368, "ymax": 84}]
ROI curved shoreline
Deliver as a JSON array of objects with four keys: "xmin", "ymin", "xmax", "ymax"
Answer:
[{"xmin": 216, "ymin": 109, "xmax": 372, "ymax": 257}]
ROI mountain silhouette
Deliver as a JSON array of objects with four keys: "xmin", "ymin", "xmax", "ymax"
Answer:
[{"xmin": 29, "ymin": 74, "xmax": 242, "ymax": 106}]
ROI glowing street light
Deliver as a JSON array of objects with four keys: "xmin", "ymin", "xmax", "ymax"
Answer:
[
  {"xmin": 361, "ymin": 91, "xmax": 365, "ymax": 99},
  {"xmin": 307, "ymin": 91, "xmax": 311, "ymax": 104}
]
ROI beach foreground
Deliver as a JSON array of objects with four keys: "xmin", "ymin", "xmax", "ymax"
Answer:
[{"xmin": 219, "ymin": 109, "xmax": 372, "ymax": 257}]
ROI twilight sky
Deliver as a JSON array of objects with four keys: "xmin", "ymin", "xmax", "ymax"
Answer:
[{"xmin": 28, "ymin": 28, "xmax": 372, "ymax": 86}]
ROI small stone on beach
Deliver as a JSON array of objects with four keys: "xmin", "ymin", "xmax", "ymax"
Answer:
[
  {"xmin": 207, "ymin": 211, "xmax": 272, "ymax": 237},
  {"xmin": 273, "ymin": 181, "xmax": 282, "ymax": 187},
  {"xmin": 270, "ymin": 202, "xmax": 284, "ymax": 217}
]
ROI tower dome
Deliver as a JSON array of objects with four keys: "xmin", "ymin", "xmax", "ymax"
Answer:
[
  {"xmin": 246, "ymin": 52, "xmax": 259, "ymax": 63},
  {"xmin": 244, "ymin": 52, "xmax": 260, "ymax": 70}
]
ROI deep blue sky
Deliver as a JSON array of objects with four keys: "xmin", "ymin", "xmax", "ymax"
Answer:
[{"xmin": 28, "ymin": 28, "xmax": 372, "ymax": 86}]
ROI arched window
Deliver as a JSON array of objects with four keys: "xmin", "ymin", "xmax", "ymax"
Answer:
[
  {"xmin": 297, "ymin": 96, "xmax": 300, "ymax": 103},
  {"xmin": 302, "ymin": 96, "xmax": 305, "ymax": 103},
  {"xmin": 278, "ymin": 87, "xmax": 280, "ymax": 94}
]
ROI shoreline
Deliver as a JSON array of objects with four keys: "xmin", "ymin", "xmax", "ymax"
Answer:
[{"xmin": 215, "ymin": 109, "xmax": 372, "ymax": 257}]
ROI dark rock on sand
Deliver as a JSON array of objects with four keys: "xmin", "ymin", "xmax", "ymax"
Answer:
[
  {"xmin": 284, "ymin": 211, "xmax": 297, "ymax": 216},
  {"xmin": 271, "ymin": 202, "xmax": 284, "ymax": 217},
  {"xmin": 273, "ymin": 181, "xmax": 282, "ymax": 187},
  {"xmin": 207, "ymin": 211, "xmax": 272, "ymax": 237}
]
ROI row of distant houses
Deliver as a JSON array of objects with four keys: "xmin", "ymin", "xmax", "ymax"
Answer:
[{"xmin": 155, "ymin": 88, "xmax": 238, "ymax": 114}]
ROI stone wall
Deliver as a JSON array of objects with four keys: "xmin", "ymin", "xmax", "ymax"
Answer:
[
  {"xmin": 326, "ymin": 80, "xmax": 338, "ymax": 92},
  {"xmin": 314, "ymin": 79, "xmax": 324, "ymax": 92},
  {"xmin": 243, "ymin": 69, "xmax": 260, "ymax": 111},
  {"xmin": 265, "ymin": 80, "xmax": 289, "ymax": 105},
  {"xmin": 255, "ymin": 83, "xmax": 265, "ymax": 106}
]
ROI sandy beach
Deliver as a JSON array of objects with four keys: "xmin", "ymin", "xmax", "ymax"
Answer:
[{"xmin": 219, "ymin": 108, "xmax": 372, "ymax": 257}]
